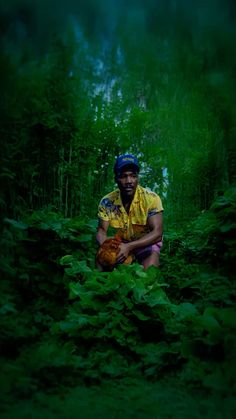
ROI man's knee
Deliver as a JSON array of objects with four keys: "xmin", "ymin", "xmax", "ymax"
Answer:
[
  {"xmin": 141, "ymin": 252, "xmax": 160, "ymax": 269},
  {"xmin": 96, "ymin": 259, "xmax": 104, "ymax": 271}
]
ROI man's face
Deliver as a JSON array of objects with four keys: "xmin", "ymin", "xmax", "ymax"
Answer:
[{"xmin": 116, "ymin": 166, "xmax": 139, "ymax": 199}]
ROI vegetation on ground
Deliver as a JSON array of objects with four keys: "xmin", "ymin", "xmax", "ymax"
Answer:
[
  {"xmin": 1, "ymin": 1, "xmax": 236, "ymax": 417},
  {"xmin": 1, "ymin": 188, "xmax": 236, "ymax": 417}
]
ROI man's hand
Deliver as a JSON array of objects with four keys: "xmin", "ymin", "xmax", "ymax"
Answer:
[
  {"xmin": 116, "ymin": 242, "xmax": 132, "ymax": 264},
  {"xmin": 96, "ymin": 232, "xmax": 133, "ymax": 270}
]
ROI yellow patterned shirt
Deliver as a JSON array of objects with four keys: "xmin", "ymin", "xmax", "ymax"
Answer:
[{"xmin": 98, "ymin": 185, "xmax": 163, "ymax": 241}]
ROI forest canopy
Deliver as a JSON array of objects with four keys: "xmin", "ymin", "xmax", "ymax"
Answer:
[
  {"xmin": 1, "ymin": 1, "xmax": 236, "ymax": 417},
  {"xmin": 1, "ymin": 0, "xmax": 236, "ymax": 222}
]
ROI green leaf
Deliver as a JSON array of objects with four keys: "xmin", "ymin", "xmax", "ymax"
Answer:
[
  {"xmin": 132, "ymin": 309, "xmax": 150, "ymax": 321},
  {"xmin": 219, "ymin": 222, "xmax": 236, "ymax": 233},
  {"xmin": 59, "ymin": 321, "xmax": 77, "ymax": 331},
  {"xmin": 173, "ymin": 302, "xmax": 198, "ymax": 321},
  {"xmin": 69, "ymin": 282, "xmax": 88, "ymax": 298},
  {"xmin": 85, "ymin": 219, "xmax": 98, "ymax": 232},
  {"xmin": 60, "ymin": 255, "xmax": 75, "ymax": 265},
  {"xmin": 144, "ymin": 287, "xmax": 170, "ymax": 308},
  {"xmin": 0, "ymin": 303, "xmax": 17, "ymax": 315},
  {"xmin": 107, "ymin": 300, "xmax": 124, "ymax": 310},
  {"xmin": 136, "ymin": 270, "xmax": 148, "ymax": 278},
  {"xmin": 132, "ymin": 283, "xmax": 147, "ymax": 302},
  {"xmin": 196, "ymin": 314, "xmax": 221, "ymax": 331},
  {"xmin": 214, "ymin": 308, "xmax": 236, "ymax": 328},
  {"xmin": 76, "ymin": 234, "xmax": 93, "ymax": 242},
  {"xmin": 4, "ymin": 218, "xmax": 28, "ymax": 230},
  {"xmin": 65, "ymin": 260, "xmax": 92, "ymax": 275}
]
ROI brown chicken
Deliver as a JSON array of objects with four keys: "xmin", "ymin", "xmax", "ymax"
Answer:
[{"xmin": 97, "ymin": 234, "xmax": 133, "ymax": 269}]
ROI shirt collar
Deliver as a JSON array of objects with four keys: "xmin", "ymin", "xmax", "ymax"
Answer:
[
  {"xmin": 113, "ymin": 189, "xmax": 122, "ymax": 205},
  {"xmin": 114, "ymin": 184, "xmax": 141, "ymax": 206},
  {"xmin": 133, "ymin": 184, "xmax": 142, "ymax": 203}
]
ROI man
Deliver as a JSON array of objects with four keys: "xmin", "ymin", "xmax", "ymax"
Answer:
[{"xmin": 96, "ymin": 154, "xmax": 163, "ymax": 270}]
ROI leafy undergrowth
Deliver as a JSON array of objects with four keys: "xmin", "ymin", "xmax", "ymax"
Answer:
[
  {"xmin": 1, "ymin": 378, "xmax": 235, "ymax": 419},
  {"xmin": 0, "ymin": 188, "xmax": 236, "ymax": 418}
]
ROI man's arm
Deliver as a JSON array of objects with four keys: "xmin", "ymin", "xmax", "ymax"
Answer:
[
  {"xmin": 130, "ymin": 212, "xmax": 163, "ymax": 250},
  {"xmin": 116, "ymin": 212, "xmax": 163, "ymax": 263},
  {"xmin": 96, "ymin": 218, "xmax": 110, "ymax": 245}
]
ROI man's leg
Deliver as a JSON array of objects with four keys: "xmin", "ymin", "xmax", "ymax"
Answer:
[
  {"xmin": 96, "ymin": 259, "xmax": 104, "ymax": 271},
  {"xmin": 134, "ymin": 241, "xmax": 162, "ymax": 269},
  {"xmin": 141, "ymin": 251, "xmax": 160, "ymax": 269},
  {"xmin": 96, "ymin": 259, "xmax": 114, "ymax": 272}
]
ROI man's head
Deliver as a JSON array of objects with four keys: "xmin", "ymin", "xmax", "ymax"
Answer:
[{"xmin": 114, "ymin": 154, "xmax": 139, "ymax": 199}]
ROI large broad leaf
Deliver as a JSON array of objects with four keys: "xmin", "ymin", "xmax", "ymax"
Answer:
[
  {"xmin": 194, "ymin": 313, "xmax": 221, "ymax": 332},
  {"xmin": 107, "ymin": 300, "xmax": 124, "ymax": 311},
  {"xmin": 38, "ymin": 222, "xmax": 52, "ymax": 230},
  {"xmin": 132, "ymin": 281, "xmax": 147, "ymax": 303},
  {"xmin": 60, "ymin": 255, "xmax": 75, "ymax": 265},
  {"xmin": 135, "ymin": 270, "xmax": 148, "ymax": 279},
  {"xmin": 210, "ymin": 195, "xmax": 232, "ymax": 210},
  {"xmin": 136, "ymin": 342, "xmax": 171, "ymax": 363},
  {"xmin": 218, "ymin": 308, "xmax": 236, "ymax": 328},
  {"xmin": 85, "ymin": 219, "xmax": 98, "ymax": 232},
  {"xmin": 205, "ymin": 307, "xmax": 236, "ymax": 328},
  {"xmin": 132, "ymin": 309, "xmax": 150, "ymax": 321},
  {"xmin": 173, "ymin": 302, "xmax": 198, "ymax": 321},
  {"xmin": 203, "ymin": 315, "xmax": 221, "ymax": 330},
  {"xmin": 65, "ymin": 260, "xmax": 92, "ymax": 275},
  {"xmin": 69, "ymin": 282, "xmax": 93, "ymax": 300},
  {"xmin": 0, "ymin": 303, "xmax": 17, "ymax": 315},
  {"xmin": 219, "ymin": 222, "xmax": 236, "ymax": 233},
  {"xmin": 59, "ymin": 321, "xmax": 80, "ymax": 331},
  {"xmin": 144, "ymin": 287, "xmax": 170, "ymax": 308},
  {"xmin": 75, "ymin": 234, "xmax": 93, "ymax": 242},
  {"xmin": 4, "ymin": 218, "xmax": 28, "ymax": 230}
]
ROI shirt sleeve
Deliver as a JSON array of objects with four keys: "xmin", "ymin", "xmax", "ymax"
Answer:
[
  {"xmin": 97, "ymin": 198, "xmax": 110, "ymax": 221},
  {"xmin": 147, "ymin": 194, "xmax": 164, "ymax": 218}
]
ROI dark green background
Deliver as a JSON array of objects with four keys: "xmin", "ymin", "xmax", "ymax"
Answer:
[{"xmin": 0, "ymin": 1, "xmax": 236, "ymax": 417}]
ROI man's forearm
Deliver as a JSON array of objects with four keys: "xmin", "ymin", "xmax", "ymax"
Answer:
[
  {"xmin": 96, "ymin": 230, "xmax": 107, "ymax": 245},
  {"xmin": 128, "ymin": 230, "xmax": 162, "ymax": 252}
]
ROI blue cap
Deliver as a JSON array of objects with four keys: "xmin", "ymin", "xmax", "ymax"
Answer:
[{"xmin": 114, "ymin": 154, "xmax": 139, "ymax": 174}]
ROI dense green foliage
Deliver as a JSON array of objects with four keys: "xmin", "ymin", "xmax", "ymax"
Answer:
[
  {"xmin": 1, "ymin": 0, "xmax": 236, "ymax": 223},
  {"xmin": 1, "ymin": 0, "xmax": 236, "ymax": 417},
  {"xmin": 1, "ymin": 188, "xmax": 236, "ymax": 417}
]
